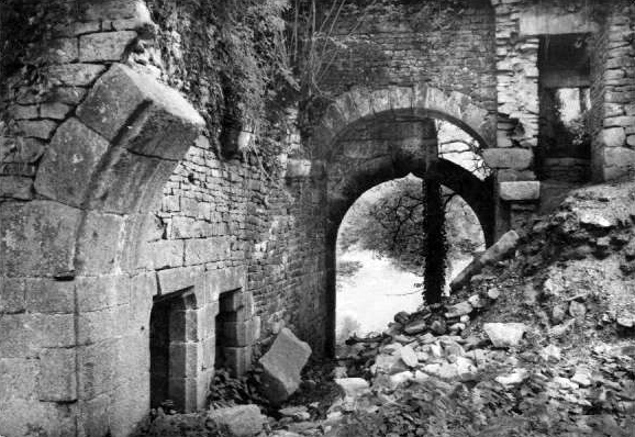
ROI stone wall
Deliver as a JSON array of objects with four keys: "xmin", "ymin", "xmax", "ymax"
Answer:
[
  {"xmin": 591, "ymin": 2, "xmax": 635, "ymax": 180},
  {"xmin": 2, "ymin": 1, "xmax": 635, "ymax": 435},
  {"xmin": 0, "ymin": 1, "xmax": 327, "ymax": 436},
  {"xmin": 321, "ymin": 0, "xmax": 497, "ymax": 114}
]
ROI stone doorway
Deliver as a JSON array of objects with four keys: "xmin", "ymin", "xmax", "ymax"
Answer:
[
  {"xmin": 149, "ymin": 288, "xmax": 198, "ymax": 412},
  {"xmin": 215, "ymin": 289, "xmax": 259, "ymax": 377}
]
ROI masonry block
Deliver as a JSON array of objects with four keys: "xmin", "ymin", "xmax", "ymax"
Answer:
[
  {"xmin": 185, "ymin": 237, "xmax": 230, "ymax": 266},
  {"xmin": 77, "ymin": 342, "xmax": 116, "ymax": 400},
  {"xmin": 599, "ymin": 127, "xmax": 627, "ymax": 148},
  {"xmin": 0, "ymin": 201, "xmax": 81, "ymax": 277},
  {"xmin": 25, "ymin": 278, "xmax": 75, "ymax": 314},
  {"xmin": 78, "ymin": 394, "xmax": 111, "ymax": 437},
  {"xmin": 219, "ymin": 290, "xmax": 245, "ymax": 313},
  {"xmin": 170, "ymin": 309, "xmax": 199, "ymax": 342},
  {"xmin": 483, "ymin": 148, "xmax": 533, "ymax": 169},
  {"xmin": 35, "ymin": 118, "xmax": 111, "ymax": 207},
  {"xmin": 207, "ymin": 267, "xmax": 247, "ymax": 300},
  {"xmin": 75, "ymin": 211, "xmax": 125, "ymax": 274},
  {"xmin": 88, "ymin": 150, "xmax": 177, "ymax": 214},
  {"xmin": 499, "ymin": 181, "xmax": 541, "ymax": 201},
  {"xmin": 201, "ymin": 336, "xmax": 216, "ymax": 369},
  {"xmin": 130, "ymin": 272, "xmax": 157, "ymax": 325},
  {"xmin": 29, "ymin": 314, "xmax": 75, "ymax": 351},
  {"xmin": 47, "ymin": 63, "xmax": 106, "ymax": 86},
  {"xmin": 222, "ymin": 317, "xmax": 259, "ymax": 347},
  {"xmin": 78, "ymin": 309, "xmax": 116, "ymax": 345},
  {"xmin": 137, "ymin": 239, "xmax": 185, "ymax": 270},
  {"xmin": 0, "ymin": 176, "xmax": 33, "ymax": 200},
  {"xmin": 76, "ymin": 275, "xmax": 128, "ymax": 312},
  {"xmin": 77, "ymin": 63, "xmax": 203, "ymax": 154},
  {"xmin": 169, "ymin": 342, "xmax": 199, "ymax": 379},
  {"xmin": 40, "ymin": 102, "xmax": 73, "ymax": 120},
  {"xmin": 157, "ymin": 266, "xmax": 203, "ymax": 295},
  {"xmin": 285, "ymin": 159, "xmax": 312, "ymax": 178},
  {"xmin": 169, "ymin": 376, "xmax": 198, "ymax": 412},
  {"xmin": 79, "ymin": 31, "xmax": 137, "ymax": 62},
  {"xmin": 0, "ymin": 358, "xmax": 77, "ymax": 436},
  {"xmin": 223, "ymin": 346, "xmax": 253, "ymax": 377},
  {"xmin": 17, "ymin": 119, "xmax": 58, "ymax": 140},
  {"xmin": 0, "ymin": 277, "xmax": 26, "ymax": 314},
  {"xmin": 116, "ymin": 332, "xmax": 150, "ymax": 380},
  {"xmin": 38, "ymin": 348, "xmax": 77, "ymax": 402},
  {"xmin": 604, "ymin": 147, "xmax": 635, "ymax": 168},
  {"xmin": 109, "ymin": 370, "xmax": 151, "ymax": 437},
  {"xmin": 82, "ymin": 0, "xmax": 145, "ymax": 21}
]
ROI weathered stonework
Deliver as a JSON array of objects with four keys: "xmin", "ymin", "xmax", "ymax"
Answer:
[{"xmin": 1, "ymin": 0, "xmax": 634, "ymax": 436}]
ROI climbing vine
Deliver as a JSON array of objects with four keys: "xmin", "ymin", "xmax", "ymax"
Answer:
[
  {"xmin": 0, "ymin": 0, "xmax": 80, "ymax": 172},
  {"xmin": 145, "ymin": 0, "xmax": 297, "ymax": 164}
]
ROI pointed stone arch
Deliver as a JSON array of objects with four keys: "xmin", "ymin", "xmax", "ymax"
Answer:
[{"xmin": 0, "ymin": 63, "xmax": 205, "ymax": 436}]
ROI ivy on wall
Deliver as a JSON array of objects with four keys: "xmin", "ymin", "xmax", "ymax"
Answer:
[{"xmin": 145, "ymin": 0, "xmax": 297, "ymax": 163}]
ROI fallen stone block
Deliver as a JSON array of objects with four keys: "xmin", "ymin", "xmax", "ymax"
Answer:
[
  {"xmin": 484, "ymin": 323, "xmax": 527, "ymax": 348},
  {"xmin": 259, "ymin": 328, "xmax": 311, "ymax": 405},
  {"xmin": 208, "ymin": 405, "xmax": 265, "ymax": 437},
  {"xmin": 451, "ymin": 230, "xmax": 520, "ymax": 291}
]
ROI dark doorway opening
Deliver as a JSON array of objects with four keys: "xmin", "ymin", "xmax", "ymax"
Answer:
[
  {"xmin": 538, "ymin": 33, "xmax": 592, "ymax": 183},
  {"xmin": 149, "ymin": 288, "xmax": 197, "ymax": 412}
]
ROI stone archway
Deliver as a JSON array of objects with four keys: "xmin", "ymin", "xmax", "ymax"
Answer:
[
  {"xmin": 313, "ymin": 96, "xmax": 496, "ymax": 355},
  {"xmin": 0, "ymin": 63, "xmax": 204, "ymax": 436},
  {"xmin": 309, "ymin": 84, "xmax": 496, "ymax": 159}
]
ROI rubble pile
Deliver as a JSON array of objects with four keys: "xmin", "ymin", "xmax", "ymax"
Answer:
[{"xmin": 135, "ymin": 182, "xmax": 635, "ymax": 437}]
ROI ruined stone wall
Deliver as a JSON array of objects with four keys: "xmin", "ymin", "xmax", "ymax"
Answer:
[
  {"xmin": 0, "ymin": 1, "xmax": 328, "ymax": 436},
  {"xmin": 320, "ymin": 0, "xmax": 497, "ymax": 114},
  {"xmin": 591, "ymin": 2, "xmax": 635, "ymax": 180}
]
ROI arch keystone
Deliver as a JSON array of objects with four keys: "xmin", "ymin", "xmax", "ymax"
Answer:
[{"xmin": 77, "ymin": 63, "xmax": 204, "ymax": 160}]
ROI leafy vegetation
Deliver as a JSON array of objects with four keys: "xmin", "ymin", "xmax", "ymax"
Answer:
[{"xmin": 338, "ymin": 176, "xmax": 483, "ymax": 277}]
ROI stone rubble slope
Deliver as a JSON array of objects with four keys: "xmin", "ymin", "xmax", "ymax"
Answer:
[
  {"xmin": 133, "ymin": 181, "xmax": 635, "ymax": 437},
  {"xmin": 263, "ymin": 181, "xmax": 635, "ymax": 437}
]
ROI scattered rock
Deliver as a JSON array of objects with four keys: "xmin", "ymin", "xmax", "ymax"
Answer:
[
  {"xmin": 468, "ymin": 294, "xmax": 485, "ymax": 309},
  {"xmin": 484, "ymin": 323, "xmax": 527, "ymax": 348},
  {"xmin": 279, "ymin": 406, "xmax": 310, "ymax": 422},
  {"xmin": 617, "ymin": 313, "xmax": 635, "ymax": 328},
  {"xmin": 495, "ymin": 368, "xmax": 529, "ymax": 386},
  {"xmin": 487, "ymin": 288, "xmax": 501, "ymax": 300},
  {"xmin": 259, "ymin": 328, "xmax": 312, "ymax": 405},
  {"xmin": 540, "ymin": 344, "xmax": 562, "ymax": 363},
  {"xmin": 394, "ymin": 311, "xmax": 410, "ymax": 325},
  {"xmin": 381, "ymin": 343, "xmax": 402, "ymax": 355},
  {"xmin": 334, "ymin": 378, "xmax": 370, "ymax": 398},
  {"xmin": 404, "ymin": 320, "xmax": 428, "ymax": 335},
  {"xmin": 445, "ymin": 301, "xmax": 473, "ymax": 318},
  {"xmin": 399, "ymin": 345, "xmax": 419, "ymax": 368},
  {"xmin": 430, "ymin": 319, "xmax": 446, "ymax": 335},
  {"xmin": 208, "ymin": 405, "xmax": 265, "ymax": 437},
  {"xmin": 388, "ymin": 371, "xmax": 414, "ymax": 389},
  {"xmin": 549, "ymin": 318, "xmax": 576, "ymax": 337},
  {"xmin": 579, "ymin": 212, "xmax": 613, "ymax": 229},
  {"xmin": 551, "ymin": 305, "xmax": 567, "ymax": 324},
  {"xmin": 372, "ymin": 354, "xmax": 408, "ymax": 375},
  {"xmin": 569, "ymin": 301, "xmax": 587, "ymax": 318},
  {"xmin": 571, "ymin": 369, "xmax": 592, "ymax": 388}
]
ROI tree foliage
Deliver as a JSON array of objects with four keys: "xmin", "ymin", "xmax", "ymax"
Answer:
[{"xmin": 338, "ymin": 176, "xmax": 484, "ymax": 275}]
